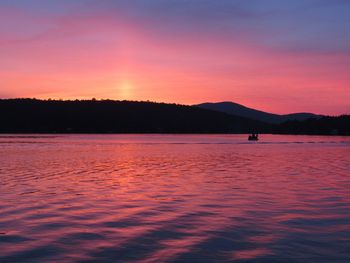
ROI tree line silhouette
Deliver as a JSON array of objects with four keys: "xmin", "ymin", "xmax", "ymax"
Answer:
[
  {"xmin": 0, "ymin": 99, "xmax": 348, "ymax": 135},
  {"xmin": 0, "ymin": 99, "xmax": 269, "ymax": 133},
  {"xmin": 274, "ymin": 115, "xmax": 350, "ymax": 135}
]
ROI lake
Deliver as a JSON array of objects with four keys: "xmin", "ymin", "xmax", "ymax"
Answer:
[{"xmin": 1, "ymin": 134, "xmax": 350, "ymax": 262}]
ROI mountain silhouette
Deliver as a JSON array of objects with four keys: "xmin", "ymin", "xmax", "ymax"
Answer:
[
  {"xmin": 195, "ymin": 101, "xmax": 321, "ymax": 124},
  {"xmin": 1, "ymin": 99, "xmax": 348, "ymax": 135},
  {"xmin": 0, "ymin": 99, "xmax": 270, "ymax": 134}
]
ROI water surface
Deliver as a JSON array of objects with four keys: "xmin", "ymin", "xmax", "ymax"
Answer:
[{"xmin": 1, "ymin": 134, "xmax": 350, "ymax": 262}]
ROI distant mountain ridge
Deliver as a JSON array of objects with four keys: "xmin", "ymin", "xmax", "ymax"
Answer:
[
  {"xmin": 0, "ymin": 99, "xmax": 270, "ymax": 134},
  {"xmin": 0, "ymin": 99, "xmax": 348, "ymax": 135},
  {"xmin": 195, "ymin": 101, "xmax": 321, "ymax": 124}
]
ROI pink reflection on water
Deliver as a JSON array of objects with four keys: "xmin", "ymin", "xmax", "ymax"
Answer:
[
  {"xmin": 0, "ymin": 135, "xmax": 350, "ymax": 262},
  {"xmin": 232, "ymin": 248, "xmax": 273, "ymax": 260}
]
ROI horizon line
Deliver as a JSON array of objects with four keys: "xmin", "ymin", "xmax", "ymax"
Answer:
[{"xmin": 2, "ymin": 97, "xmax": 348, "ymax": 117}]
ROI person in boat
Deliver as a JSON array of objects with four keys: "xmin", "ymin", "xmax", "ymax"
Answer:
[{"xmin": 248, "ymin": 133, "xmax": 259, "ymax": 141}]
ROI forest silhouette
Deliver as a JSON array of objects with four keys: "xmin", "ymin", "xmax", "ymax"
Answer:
[{"xmin": 0, "ymin": 99, "xmax": 349, "ymax": 135}]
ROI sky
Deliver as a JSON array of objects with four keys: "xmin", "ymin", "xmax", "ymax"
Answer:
[{"xmin": 0, "ymin": 0, "xmax": 349, "ymax": 114}]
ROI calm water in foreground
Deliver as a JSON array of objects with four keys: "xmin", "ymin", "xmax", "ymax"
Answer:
[{"xmin": 1, "ymin": 134, "xmax": 350, "ymax": 263}]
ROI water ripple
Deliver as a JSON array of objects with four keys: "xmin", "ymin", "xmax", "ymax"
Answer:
[{"xmin": 0, "ymin": 134, "xmax": 350, "ymax": 262}]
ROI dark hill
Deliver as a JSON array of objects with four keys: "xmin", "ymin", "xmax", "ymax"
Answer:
[
  {"xmin": 0, "ymin": 99, "xmax": 270, "ymax": 134},
  {"xmin": 196, "ymin": 102, "xmax": 321, "ymax": 124},
  {"xmin": 274, "ymin": 115, "xmax": 350, "ymax": 135}
]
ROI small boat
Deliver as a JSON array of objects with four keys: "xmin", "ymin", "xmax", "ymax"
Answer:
[{"xmin": 248, "ymin": 133, "xmax": 259, "ymax": 141}]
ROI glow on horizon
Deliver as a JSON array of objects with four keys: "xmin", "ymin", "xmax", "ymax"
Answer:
[{"xmin": 0, "ymin": 1, "xmax": 350, "ymax": 115}]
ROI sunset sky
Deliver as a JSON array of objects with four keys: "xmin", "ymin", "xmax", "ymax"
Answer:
[{"xmin": 0, "ymin": 0, "xmax": 349, "ymax": 114}]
